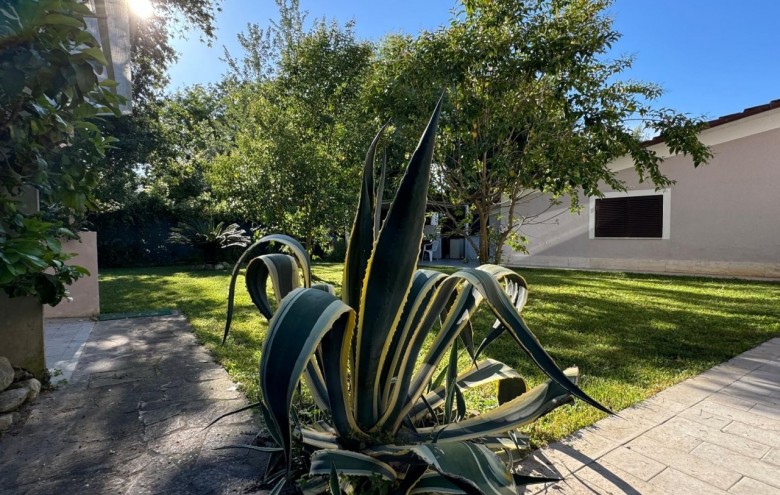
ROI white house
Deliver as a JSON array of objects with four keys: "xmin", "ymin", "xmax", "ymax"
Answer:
[{"xmin": 503, "ymin": 100, "xmax": 780, "ymax": 279}]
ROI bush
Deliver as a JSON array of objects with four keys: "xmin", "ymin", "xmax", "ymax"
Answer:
[{"xmin": 0, "ymin": 0, "xmax": 122, "ymax": 304}]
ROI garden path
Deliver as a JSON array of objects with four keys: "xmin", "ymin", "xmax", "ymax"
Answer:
[
  {"xmin": 518, "ymin": 337, "xmax": 780, "ymax": 494},
  {"xmin": 0, "ymin": 315, "xmax": 268, "ymax": 495}
]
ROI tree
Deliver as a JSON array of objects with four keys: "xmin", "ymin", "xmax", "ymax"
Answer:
[
  {"xmin": 367, "ymin": 0, "xmax": 711, "ymax": 264},
  {"xmin": 144, "ymin": 84, "xmax": 232, "ymax": 213},
  {"xmin": 130, "ymin": 0, "xmax": 221, "ymax": 104},
  {"xmin": 210, "ymin": 0, "xmax": 374, "ymax": 251},
  {"xmin": 0, "ymin": 0, "xmax": 121, "ymax": 304},
  {"xmin": 90, "ymin": 0, "xmax": 222, "ymax": 216}
]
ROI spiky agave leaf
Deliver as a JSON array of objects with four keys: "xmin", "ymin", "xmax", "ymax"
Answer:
[
  {"xmin": 354, "ymin": 96, "xmax": 443, "ymax": 429},
  {"xmin": 342, "ymin": 122, "xmax": 389, "ymax": 311},
  {"xmin": 223, "ymin": 234, "xmax": 311, "ymax": 343}
]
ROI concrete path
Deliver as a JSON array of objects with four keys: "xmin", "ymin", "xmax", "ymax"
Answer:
[
  {"xmin": 0, "ymin": 315, "xmax": 266, "ymax": 495},
  {"xmin": 44, "ymin": 318, "xmax": 96, "ymax": 384},
  {"xmin": 519, "ymin": 338, "xmax": 780, "ymax": 494}
]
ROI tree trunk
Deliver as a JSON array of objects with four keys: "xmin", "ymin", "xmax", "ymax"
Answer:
[{"xmin": 478, "ymin": 210, "xmax": 490, "ymax": 264}]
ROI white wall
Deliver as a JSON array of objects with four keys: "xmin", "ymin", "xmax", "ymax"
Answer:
[{"xmin": 502, "ymin": 123, "xmax": 780, "ymax": 279}]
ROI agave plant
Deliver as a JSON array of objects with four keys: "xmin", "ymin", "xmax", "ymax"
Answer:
[{"xmin": 221, "ymin": 99, "xmax": 610, "ymax": 494}]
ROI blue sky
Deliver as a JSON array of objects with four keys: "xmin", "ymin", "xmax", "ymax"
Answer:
[{"xmin": 168, "ymin": 0, "xmax": 780, "ymax": 119}]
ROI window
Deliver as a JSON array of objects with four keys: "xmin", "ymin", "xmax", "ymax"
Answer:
[{"xmin": 589, "ymin": 190, "xmax": 670, "ymax": 239}]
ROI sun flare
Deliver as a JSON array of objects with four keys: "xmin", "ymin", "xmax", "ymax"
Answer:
[{"xmin": 129, "ymin": 0, "xmax": 155, "ymax": 19}]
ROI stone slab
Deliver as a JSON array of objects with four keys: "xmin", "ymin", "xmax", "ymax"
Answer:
[
  {"xmin": 0, "ymin": 315, "xmax": 266, "ymax": 495},
  {"xmin": 530, "ymin": 338, "xmax": 780, "ymax": 494}
]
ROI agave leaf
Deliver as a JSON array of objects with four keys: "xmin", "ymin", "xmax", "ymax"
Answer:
[
  {"xmin": 382, "ymin": 275, "xmax": 478, "ymax": 431},
  {"xmin": 258, "ymin": 399, "xmax": 284, "ymax": 447},
  {"xmin": 259, "ymin": 288, "xmax": 362, "ymax": 469},
  {"xmin": 270, "ymin": 478, "xmax": 287, "ymax": 495},
  {"xmin": 468, "ymin": 267, "xmax": 608, "ymax": 414},
  {"xmin": 380, "ymin": 270, "xmax": 447, "ymax": 410},
  {"xmin": 394, "ymin": 464, "xmax": 429, "ymax": 495},
  {"xmin": 512, "ymin": 474, "xmax": 562, "ymax": 486},
  {"xmin": 342, "ymin": 123, "xmax": 388, "ymax": 310},
  {"xmin": 443, "ymin": 339, "xmax": 459, "ymax": 424},
  {"xmin": 355, "ymin": 97, "xmax": 443, "ymax": 429},
  {"xmin": 224, "ymin": 234, "xmax": 311, "ymax": 343},
  {"xmin": 454, "ymin": 385, "xmax": 467, "ymax": 422},
  {"xmin": 374, "ymin": 147, "xmax": 388, "ymax": 240},
  {"xmin": 310, "ymin": 449, "xmax": 398, "ymax": 482},
  {"xmin": 474, "ymin": 267, "xmax": 528, "ymax": 360},
  {"xmin": 417, "ymin": 369, "xmax": 579, "ymax": 443},
  {"xmin": 460, "ymin": 320, "xmax": 475, "ymax": 363},
  {"xmin": 480, "ymin": 433, "xmax": 529, "ymax": 452},
  {"xmin": 312, "ymin": 282, "xmax": 336, "ymax": 295},
  {"xmin": 400, "ymin": 268, "xmax": 609, "ymax": 429},
  {"xmin": 303, "ymin": 358, "xmax": 331, "ymax": 414},
  {"xmin": 300, "ymin": 428, "xmax": 340, "ymax": 450},
  {"xmin": 410, "ymin": 442, "xmax": 516, "ymax": 495},
  {"xmin": 379, "ymin": 270, "xmax": 434, "ymax": 401},
  {"xmin": 300, "ymin": 476, "xmax": 329, "ymax": 495},
  {"xmin": 409, "ymin": 473, "xmax": 467, "ymax": 494},
  {"xmin": 330, "ymin": 463, "xmax": 342, "ymax": 495},
  {"xmin": 410, "ymin": 359, "xmax": 523, "ymax": 421},
  {"xmin": 245, "ymin": 254, "xmax": 300, "ymax": 320}
]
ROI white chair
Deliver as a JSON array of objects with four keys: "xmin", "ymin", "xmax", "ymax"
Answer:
[{"xmin": 421, "ymin": 239, "xmax": 440, "ymax": 261}]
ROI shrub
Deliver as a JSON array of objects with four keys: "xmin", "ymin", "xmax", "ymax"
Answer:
[
  {"xmin": 221, "ymin": 99, "xmax": 608, "ymax": 494},
  {"xmin": 168, "ymin": 220, "xmax": 250, "ymax": 265},
  {"xmin": 0, "ymin": 0, "xmax": 121, "ymax": 304}
]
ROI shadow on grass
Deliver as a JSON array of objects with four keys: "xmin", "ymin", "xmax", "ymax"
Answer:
[{"xmin": 99, "ymin": 264, "xmax": 780, "ymax": 446}]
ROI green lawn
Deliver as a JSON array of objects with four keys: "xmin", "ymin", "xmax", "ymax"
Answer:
[{"xmin": 99, "ymin": 264, "xmax": 780, "ymax": 447}]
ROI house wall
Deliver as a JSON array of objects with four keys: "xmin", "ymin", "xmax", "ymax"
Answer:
[
  {"xmin": 503, "ymin": 126, "xmax": 780, "ymax": 279},
  {"xmin": 44, "ymin": 232, "xmax": 100, "ymax": 318}
]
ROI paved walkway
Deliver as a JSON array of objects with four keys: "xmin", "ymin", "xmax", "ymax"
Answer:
[
  {"xmin": 44, "ymin": 318, "xmax": 96, "ymax": 384},
  {"xmin": 519, "ymin": 338, "xmax": 780, "ymax": 494},
  {"xmin": 0, "ymin": 315, "xmax": 266, "ymax": 495}
]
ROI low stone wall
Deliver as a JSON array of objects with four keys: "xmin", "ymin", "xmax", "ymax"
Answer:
[{"xmin": 44, "ymin": 231, "xmax": 100, "ymax": 319}]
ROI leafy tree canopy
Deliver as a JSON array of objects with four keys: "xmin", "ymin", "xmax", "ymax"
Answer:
[
  {"xmin": 367, "ymin": 0, "xmax": 711, "ymax": 263},
  {"xmin": 210, "ymin": 0, "xmax": 375, "ymax": 251},
  {"xmin": 0, "ymin": 0, "xmax": 121, "ymax": 303}
]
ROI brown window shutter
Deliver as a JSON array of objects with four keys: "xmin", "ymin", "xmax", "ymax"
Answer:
[{"xmin": 595, "ymin": 195, "xmax": 663, "ymax": 238}]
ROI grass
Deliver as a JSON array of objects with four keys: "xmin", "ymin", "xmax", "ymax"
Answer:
[{"xmin": 99, "ymin": 264, "xmax": 780, "ymax": 447}]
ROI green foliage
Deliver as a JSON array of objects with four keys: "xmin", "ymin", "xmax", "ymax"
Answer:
[
  {"xmin": 168, "ymin": 219, "xmax": 249, "ymax": 264},
  {"xmin": 89, "ymin": 84, "xmax": 236, "ymax": 268},
  {"xmin": 367, "ymin": 0, "xmax": 711, "ymax": 264},
  {"xmin": 87, "ymin": 0, "xmax": 223, "ymax": 263},
  {"xmin": 219, "ymin": 104, "xmax": 610, "ymax": 493},
  {"xmin": 209, "ymin": 1, "xmax": 374, "ymax": 252},
  {"xmin": 129, "ymin": 0, "xmax": 222, "ymax": 103},
  {"xmin": 0, "ymin": 0, "xmax": 120, "ymax": 304}
]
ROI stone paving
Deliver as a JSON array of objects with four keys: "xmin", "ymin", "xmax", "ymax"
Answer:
[
  {"xmin": 0, "ymin": 315, "xmax": 267, "ymax": 495},
  {"xmin": 44, "ymin": 318, "xmax": 95, "ymax": 384},
  {"xmin": 518, "ymin": 338, "xmax": 780, "ymax": 494}
]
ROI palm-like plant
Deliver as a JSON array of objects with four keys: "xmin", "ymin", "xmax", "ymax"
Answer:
[
  {"xmin": 168, "ymin": 220, "xmax": 250, "ymax": 265},
  {"xmin": 221, "ymin": 99, "xmax": 609, "ymax": 494}
]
